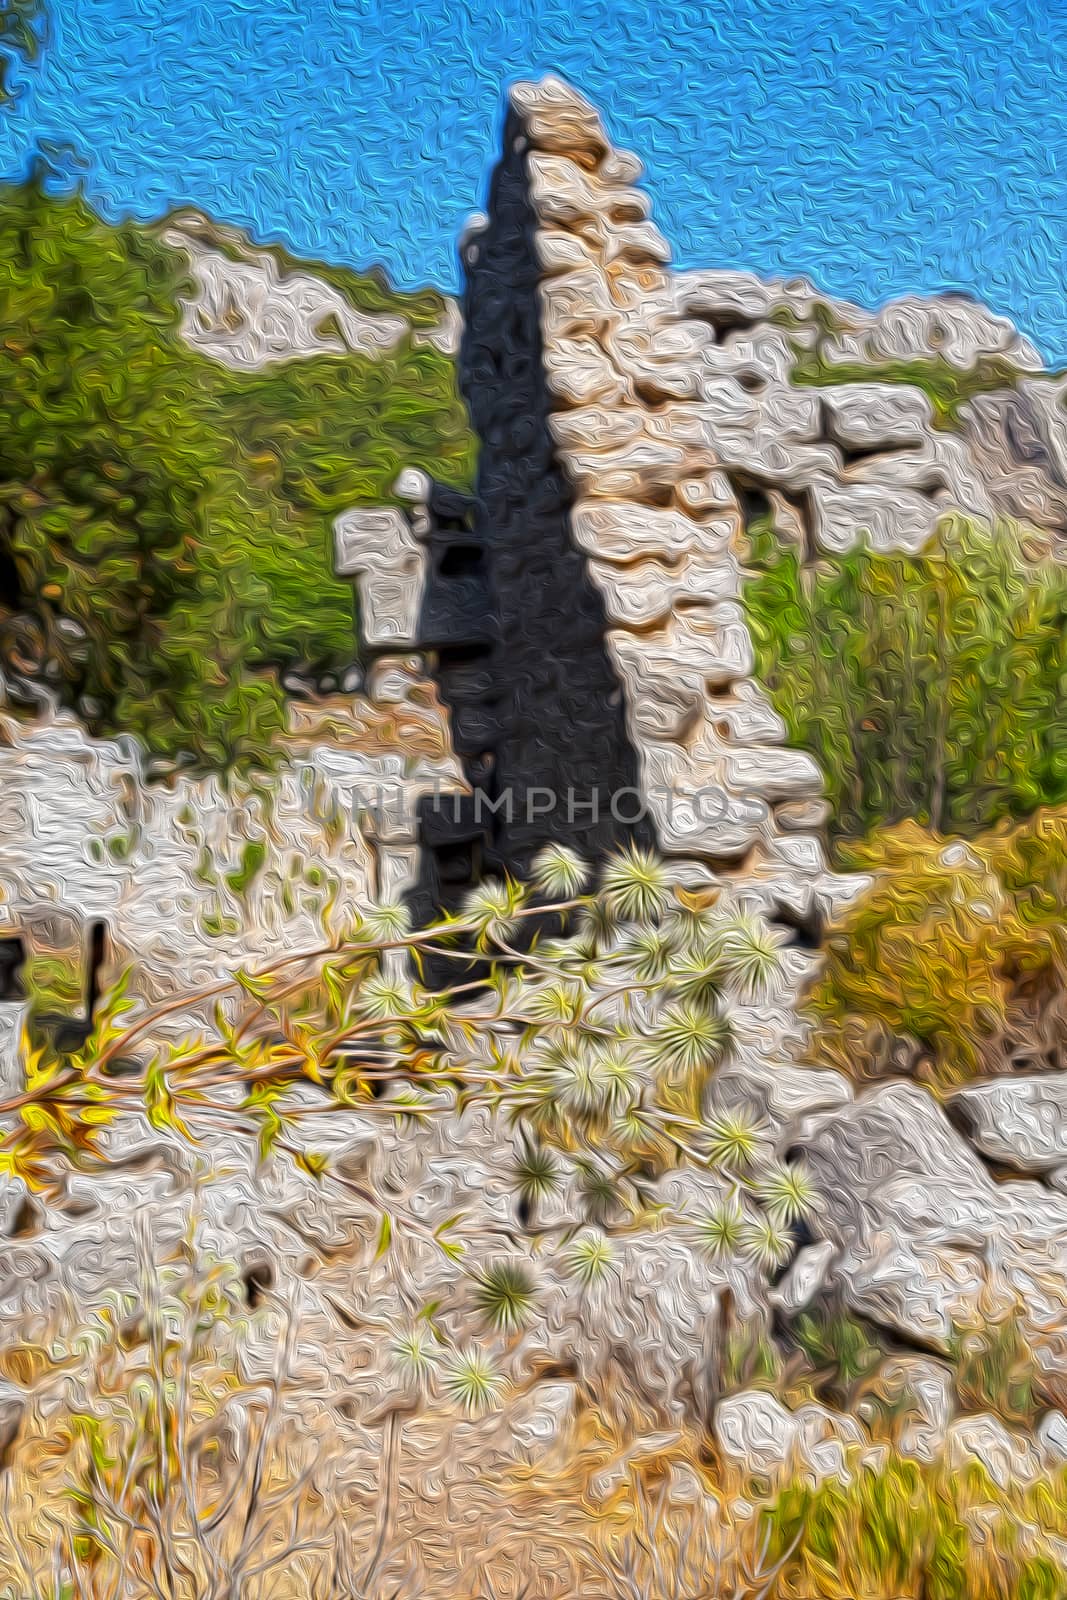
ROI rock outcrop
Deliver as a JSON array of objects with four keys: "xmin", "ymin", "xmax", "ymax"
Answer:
[
  {"xmin": 799, "ymin": 1082, "xmax": 1067, "ymax": 1360},
  {"xmin": 162, "ymin": 211, "xmax": 461, "ymax": 367}
]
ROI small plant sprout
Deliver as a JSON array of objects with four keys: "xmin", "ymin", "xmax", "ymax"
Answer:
[
  {"xmin": 443, "ymin": 1348, "xmax": 506, "ymax": 1413},
  {"xmin": 531, "ymin": 842, "xmax": 591, "ymax": 899},
  {"xmin": 757, "ymin": 1160, "xmax": 821, "ymax": 1226},
  {"xmin": 566, "ymin": 1231, "xmax": 616, "ymax": 1287},
  {"xmin": 706, "ymin": 1108, "xmax": 765, "ymax": 1170},
  {"xmin": 474, "ymin": 1260, "xmax": 539, "ymax": 1333},
  {"xmin": 697, "ymin": 1198, "xmax": 747, "ymax": 1260},
  {"xmin": 389, "ymin": 1326, "xmax": 440, "ymax": 1383},
  {"xmin": 602, "ymin": 844, "xmax": 672, "ymax": 924}
]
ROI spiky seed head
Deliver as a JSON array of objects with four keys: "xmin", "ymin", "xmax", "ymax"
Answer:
[
  {"xmin": 461, "ymin": 877, "xmax": 525, "ymax": 946},
  {"xmin": 712, "ymin": 913, "xmax": 783, "ymax": 1001},
  {"xmin": 524, "ymin": 980, "xmax": 586, "ymax": 1026},
  {"xmin": 443, "ymin": 1348, "xmax": 505, "ymax": 1413},
  {"xmin": 389, "ymin": 1327, "xmax": 439, "ymax": 1381},
  {"xmin": 473, "ymin": 1260, "xmax": 539, "ymax": 1333},
  {"xmin": 576, "ymin": 1162, "xmax": 622, "ymax": 1224},
  {"xmin": 355, "ymin": 974, "xmax": 418, "ymax": 1022},
  {"xmin": 697, "ymin": 1200, "xmax": 747, "ymax": 1260},
  {"xmin": 622, "ymin": 922, "xmax": 681, "ymax": 982},
  {"xmin": 602, "ymin": 845, "xmax": 672, "ymax": 925},
  {"xmin": 649, "ymin": 1002, "xmax": 733, "ymax": 1077},
  {"xmin": 531, "ymin": 843, "xmax": 591, "ymax": 899},
  {"xmin": 742, "ymin": 1215, "xmax": 794, "ymax": 1272},
  {"xmin": 757, "ymin": 1160, "xmax": 821, "ymax": 1226},
  {"xmin": 566, "ymin": 1231, "xmax": 616, "ymax": 1287},
  {"xmin": 706, "ymin": 1108, "xmax": 765, "ymax": 1170},
  {"xmin": 668, "ymin": 945, "xmax": 727, "ymax": 1010},
  {"xmin": 513, "ymin": 1143, "xmax": 562, "ymax": 1203},
  {"xmin": 361, "ymin": 900, "xmax": 412, "ymax": 943}
]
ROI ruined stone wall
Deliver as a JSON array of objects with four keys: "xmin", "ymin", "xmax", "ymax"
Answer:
[
  {"xmin": 0, "ymin": 686, "xmax": 464, "ymax": 1075},
  {"xmin": 386, "ymin": 78, "xmax": 834, "ymax": 924}
]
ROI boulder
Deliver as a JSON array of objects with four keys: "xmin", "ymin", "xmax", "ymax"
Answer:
[
  {"xmin": 861, "ymin": 1355, "xmax": 955, "ymax": 1462},
  {"xmin": 950, "ymin": 1077, "xmax": 1067, "ymax": 1174},
  {"xmin": 768, "ymin": 1241, "xmax": 836, "ymax": 1315},
  {"xmin": 714, "ymin": 1390, "xmax": 868, "ymax": 1486},
  {"xmin": 800, "ymin": 1083, "xmax": 1067, "ymax": 1354},
  {"xmin": 945, "ymin": 1414, "xmax": 1043, "ymax": 1489},
  {"xmin": 1037, "ymin": 1409, "xmax": 1067, "ymax": 1466}
]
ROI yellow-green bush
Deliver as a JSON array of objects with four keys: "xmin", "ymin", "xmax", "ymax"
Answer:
[
  {"xmin": 767, "ymin": 1452, "xmax": 1067, "ymax": 1600},
  {"xmin": 808, "ymin": 812, "xmax": 1067, "ymax": 1085}
]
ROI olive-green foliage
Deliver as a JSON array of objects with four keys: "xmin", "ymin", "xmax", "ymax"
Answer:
[
  {"xmin": 767, "ymin": 1452, "xmax": 1067, "ymax": 1600},
  {"xmin": 0, "ymin": 0, "xmax": 42, "ymax": 102},
  {"xmin": 0, "ymin": 179, "xmax": 473, "ymax": 772},
  {"xmin": 792, "ymin": 1304, "xmax": 882, "ymax": 1406},
  {"xmin": 808, "ymin": 811, "xmax": 1067, "ymax": 1086},
  {"xmin": 790, "ymin": 351, "xmax": 1024, "ymax": 429},
  {"xmin": 745, "ymin": 517, "xmax": 1067, "ymax": 843}
]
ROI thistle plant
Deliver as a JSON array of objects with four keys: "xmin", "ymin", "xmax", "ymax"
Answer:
[{"xmin": 0, "ymin": 843, "xmax": 819, "ymax": 1404}]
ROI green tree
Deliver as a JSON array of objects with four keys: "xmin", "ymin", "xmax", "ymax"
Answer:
[{"xmin": 0, "ymin": 178, "xmax": 473, "ymax": 771}]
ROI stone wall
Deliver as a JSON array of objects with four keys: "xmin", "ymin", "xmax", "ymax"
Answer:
[
  {"xmin": 340, "ymin": 78, "xmax": 848, "ymax": 927},
  {"xmin": 0, "ymin": 683, "xmax": 464, "ymax": 1070}
]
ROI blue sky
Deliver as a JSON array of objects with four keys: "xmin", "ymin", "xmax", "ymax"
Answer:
[{"xmin": 2, "ymin": 0, "xmax": 1066, "ymax": 361}]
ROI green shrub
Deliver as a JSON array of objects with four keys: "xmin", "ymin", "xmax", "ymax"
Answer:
[
  {"xmin": 745, "ymin": 517, "xmax": 1067, "ymax": 843},
  {"xmin": 808, "ymin": 811, "xmax": 1067, "ymax": 1085},
  {"xmin": 766, "ymin": 1452, "xmax": 1067, "ymax": 1600},
  {"xmin": 0, "ymin": 179, "xmax": 474, "ymax": 774}
]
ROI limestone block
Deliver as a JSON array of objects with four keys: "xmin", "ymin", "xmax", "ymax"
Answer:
[
  {"xmin": 715, "ymin": 1392, "xmax": 867, "ymax": 1487},
  {"xmin": 539, "ymin": 264, "xmax": 618, "ymax": 339},
  {"xmin": 569, "ymin": 501, "xmax": 726, "ymax": 564},
  {"xmin": 608, "ymin": 603, "xmax": 753, "ymax": 716},
  {"xmin": 541, "ymin": 333, "xmax": 629, "ymax": 407},
  {"xmin": 769, "ymin": 1241, "xmax": 837, "ymax": 1314},
  {"xmin": 721, "ymin": 746, "xmax": 824, "ymax": 805},
  {"xmin": 586, "ymin": 551, "xmax": 738, "ymax": 630},
  {"xmin": 808, "ymin": 477, "xmax": 942, "ymax": 554},
  {"xmin": 818, "ymin": 382, "xmax": 934, "ymax": 448},
  {"xmin": 601, "ymin": 219, "xmax": 672, "ymax": 265},
  {"xmin": 0, "ymin": 1003, "xmax": 26, "ymax": 1097},
  {"xmin": 333, "ymin": 508, "xmax": 425, "ymax": 651},
  {"xmin": 949, "ymin": 1076, "xmax": 1067, "ymax": 1174},
  {"xmin": 527, "ymin": 153, "xmax": 650, "ymax": 228},
  {"xmin": 824, "ymin": 293, "xmax": 1042, "ymax": 374},
  {"xmin": 673, "ymin": 269, "xmax": 778, "ymax": 325},
  {"xmin": 534, "ymin": 227, "xmax": 597, "ymax": 276},
  {"xmin": 509, "ymin": 76, "xmax": 611, "ymax": 160},
  {"xmin": 558, "ymin": 434, "xmax": 689, "ymax": 499},
  {"xmin": 775, "ymin": 797, "xmax": 833, "ymax": 831},
  {"xmin": 945, "ymin": 1415, "xmax": 1043, "ymax": 1489},
  {"xmin": 1037, "ymin": 1410, "xmax": 1067, "ymax": 1466},
  {"xmin": 548, "ymin": 406, "xmax": 646, "ymax": 454},
  {"xmin": 703, "ymin": 684, "xmax": 789, "ymax": 746},
  {"xmin": 606, "ymin": 320, "xmax": 712, "ymax": 399},
  {"xmin": 864, "ymin": 1356, "xmax": 955, "ymax": 1462},
  {"xmin": 801, "ymin": 1082, "xmax": 1067, "ymax": 1353}
]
